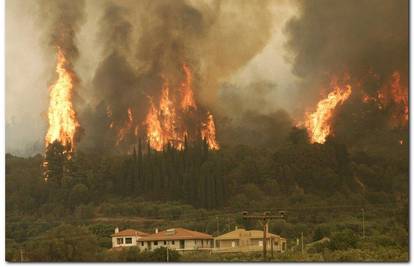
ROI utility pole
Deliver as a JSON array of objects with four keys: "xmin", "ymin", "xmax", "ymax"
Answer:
[
  {"xmin": 270, "ymin": 236, "xmax": 274, "ymax": 259},
  {"xmin": 242, "ymin": 211, "xmax": 286, "ymax": 262},
  {"xmin": 166, "ymin": 246, "xmax": 169, "ymax": 262},
  {"xmin": 301, "ymin": 232, "xmax": 304, "ymax": 255},
  {"xmin": 20, "ymin": 247, "xmax": 24, "ymax": 262},
  {"xmin": 362, "ymin": 208, "xmax": 365, "ymax": 239},
  {"xmin": 216, "ymin": 216, "xmax": 220, "ymax": 235},
  {"xmin": 263, "ymin": 222, "xmax": 267, "ymax": 259}
]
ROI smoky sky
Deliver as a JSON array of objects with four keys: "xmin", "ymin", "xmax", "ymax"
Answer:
[
  {"xmin": 284, "ymin": 0, "xmax": 408, "ymax": 103},
  {"xmin": 284, "ymin": 0, "xmax": 408, "ymax": 147},
  {"xmin": 6, "ymin": 0, "xmax": 408, "ymax": 155},
  {"xmin": 77, "ymin": 0, "xmax": 297, "ymax": 151}
]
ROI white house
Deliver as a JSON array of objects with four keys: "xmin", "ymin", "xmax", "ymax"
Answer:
[
  {"xmin": 138, "ymin": 228, "xmax": 213, "ymax": 252},
  {"xmin": 111, "ymin": 228, "xmax": 149, "ymax": 248}
]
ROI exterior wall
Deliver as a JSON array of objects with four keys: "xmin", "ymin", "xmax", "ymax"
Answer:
[
  {"xmin": 216, "ymin": 239, "xmax": 239, "ymax": 248},
  {"xmin": 112, "ymin": 236, "xmax": 140, "ymax": 248},
  {"xmin": 214, "ymin": 237, "xmax": 287, "ymax": 253},
  {"xmin": 140, "ymin": 239, "xmax": 213, "ymax": 252}
]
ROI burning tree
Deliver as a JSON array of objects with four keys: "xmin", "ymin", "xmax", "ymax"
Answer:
[
  {"xmin": 304, "ymin": 81, "xmax": 352, "ymax": 144},
  {"xmin": 43, "ymin": 47, "xmax": 81, "ymax": 182}
]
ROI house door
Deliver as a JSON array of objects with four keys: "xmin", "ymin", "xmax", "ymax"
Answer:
[{"xmin": 180, "ymin": 240, "xmax": 185, "ymax": 249}]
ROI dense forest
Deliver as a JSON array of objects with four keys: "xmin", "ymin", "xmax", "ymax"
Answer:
[{"xmin": 6, "ymin": 127, "xmax": 409, "ymax": 261}]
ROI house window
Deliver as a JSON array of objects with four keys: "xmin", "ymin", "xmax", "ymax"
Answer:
[
  {"xmin": 259, "ymin": 240, "xmax": 263, "ymax": 247},
  {"xmin": 164, "ymin": 241, "xmax": 167, "ymax": 245},
  {"xmin": 282, "ymin": 242, "xmax": 286, "ymax": 251},
  {"xmin": 172, "ymin": 240, "xmax": 175, "ymax": 245},
  {"xmin": 125, "ymin": 238, "xmax": 132, "ymax": 244},
  {"xmin": 154, "ymin": 241, "xmax": 158, "ymax": 246},
  {"xmin": 141, "ymin": 242, "xmax": 144, "ymax": 246},
  {"xmin": 117, "ymin": 238, "xmax": 123, "ymax": 245}
]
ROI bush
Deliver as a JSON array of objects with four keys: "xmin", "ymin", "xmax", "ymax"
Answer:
[{"xmin": 328, "ymin": 229, "xmax": 358, "ymax": 251}]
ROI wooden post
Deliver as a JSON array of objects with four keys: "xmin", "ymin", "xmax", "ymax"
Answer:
[
  {"xmin": 20, "ymin": 248, "xmax": 24, "ymax": 262},
  {"xmin": 242, "ymin": 211, "xmax": 286, "ymax": 262},
  {"xmin": 270, "ymin": 236, "xmax": 274, "ymax": 259},
  {"xmin": 263, "ymin": 219, "xmax": 268, "ymax": 261},
  {"xmin": 301, "ymin": 232, "xmax": 304, "ymax": 255},
  {"xmin": 362, "ymin": 208, "xmax": 365, "ymax": 239}
]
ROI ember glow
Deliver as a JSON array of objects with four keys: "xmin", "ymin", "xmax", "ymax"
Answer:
[
  {"xmin": 305, "ymin": 82, "xmax": 352, "ymax": 144},
  {"xmin": 360, "ymin": 71, "xmax": 408, "ymax": 127},
  {"xmin": 45, "ymin": 47, "xmax": 79, "ymax": 150},
  {"xmin": 389, "ymin": 71, "xmax": 408, "ymax": 127},
  {"xmin": 116, "ymin": 108, "xmax": 134, "ymax": 145}
]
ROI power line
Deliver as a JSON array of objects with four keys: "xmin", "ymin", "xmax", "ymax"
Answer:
[{"xmin": 242, "ymin": 211, "xmax": 286, "ymax": 261}]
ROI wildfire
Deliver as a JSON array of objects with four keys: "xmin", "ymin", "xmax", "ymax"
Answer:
[
  {"xmin": 390, "ymin": 71, "xmax": 408, "ymax": 127},
  {"xmin": 116, "ymin": 107, "xmax": 134, "ymax": 145},
  {"xmin": 181, "ymin": 64, "xmax": 197, "ymax": 110},
  {"xmin": 146, "ymin": 100, "xmax": 164, "ymax": 151},
  {"xmin": 45, "ymin": 47, "xmax": 79, "ymax": 150},
  {"xmin": 360, "ymin": 71, "xmax": 408, "ymax": 127},
  {"xmin": 201, "ymin": 113, "xmax": 220, "ymax": 150},
  {"xmin": 305, "ymin": 82, "xmax": 352, "ymax": 144},
  {"xmin": 144, "ymin": 64, "xmax": 219, "ymax": 151},
  {"xmin": 159, "ymin": 81, "xmax": 178, "ymax": 140}
]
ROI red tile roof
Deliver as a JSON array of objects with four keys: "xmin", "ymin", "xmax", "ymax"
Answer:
[
  {"xmin": 139, "ymin": 228, "xmax": 212, "ymax": 241},
  {"xmin": 111, "ymin": 229, "xmax": 149, "ymax": 237}
]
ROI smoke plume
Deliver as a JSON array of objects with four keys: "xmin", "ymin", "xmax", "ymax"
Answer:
[
  {"xmin": 79, "ymin": 0, "xmax": 277, "ymax": 152},
  {"xmin": 284, "ymin": 0, "xmax": 408, "ymax": 147},
  {"xmin": 285, "ymin": 0, "xmax": 408, "ymax": 100}
]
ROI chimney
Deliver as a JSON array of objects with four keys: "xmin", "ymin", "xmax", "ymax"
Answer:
[
  {"xmin": 115, "ymin": 227, "xmax": 119, "ymax": 234},
  {"xmin": 155, "ymin": 228, "xmax": 158, "ymax": 234}
]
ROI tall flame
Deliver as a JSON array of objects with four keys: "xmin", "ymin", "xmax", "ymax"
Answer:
[
  {"xmin": 143, "ymin": 63, "xmax": 219, "ymax": 151},
  {"xmin": 159, "ymin": 81, "xmax": 178, "ymax": 140},
  {"xmin": 181, "ymin": 64, "xmax": 197, "ymax": 110},
  {"xmin": 45, "ymin": 47, "xmax": 79, "ymax": 150},
  {"xmin": 305, "ymin": 83, "xmax": 352, "ymax": 144},
  {"xmin": 201, "ymin": 113, "xmax": 220, "ymax": 150},
  {"xmin": 146, "ymin": 100, "xmax": 164, "ymax": 151}
]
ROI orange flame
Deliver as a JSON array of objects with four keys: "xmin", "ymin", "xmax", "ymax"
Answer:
[
  {"xmin": 360, "ymin": 71, "xmax": 408, "ymax": 127},
  {"xmin": 116, "ymin": 107, "xmax": 134, "ymax": 145},
  {"xmin": 305, "ymin": 82, "xmax": 352, "ymax": 144},
  {"xmin": 181, "ymin": 64, "xmax": 197, "ymax": 110},
  {"xmin": 146, "ymin": 100, "xmax": 164, "ymax": 151},
  {"xmin": 160, "ymin": 82, "xmax": 178, "ymax": 140},
  {"xmin": 45, "ymin": 47, "xmax": 79, "ymax": 150},
  {"xmin": 390, "ymin": 71, "xmax": 408, "ymax": 127},
  {"xmin": 143, "ymin": 63, "xmax": 219, "ymax": 151},
  {"xmin": 201, "ymin": 113, "xmax": 220, "ymax": 150}
]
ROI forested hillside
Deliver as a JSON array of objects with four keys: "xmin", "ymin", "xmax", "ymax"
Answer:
[{"xmin": 5, "ymin": 127, "xmax": 408, "ymax": 261}]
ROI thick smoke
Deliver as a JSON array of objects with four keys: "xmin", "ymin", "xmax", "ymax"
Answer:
[
  {"xmin": 79, "ymin": 0, "xmax": 278, "ymax": 151},
  {"xmin": 38, "ymin": 0, "xmax": 85, "ymax": 61},
  {"xmin": 38, "ymin": 0, "xmax": 86, "ymax": 145},
  {"xmin": 285, "ymin": 0, "xmax": 408, "ymax": 102},
  {"xmin": 216, "ymin": 81, "xmax": 293, "ymax": 148},
  {"xmin": 284, "ymin": 0, "xmax": 408, "ymax": 148},
  {"xmin": 79, "ymin": 2, "xmax": 141, "ymax": 152}
]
